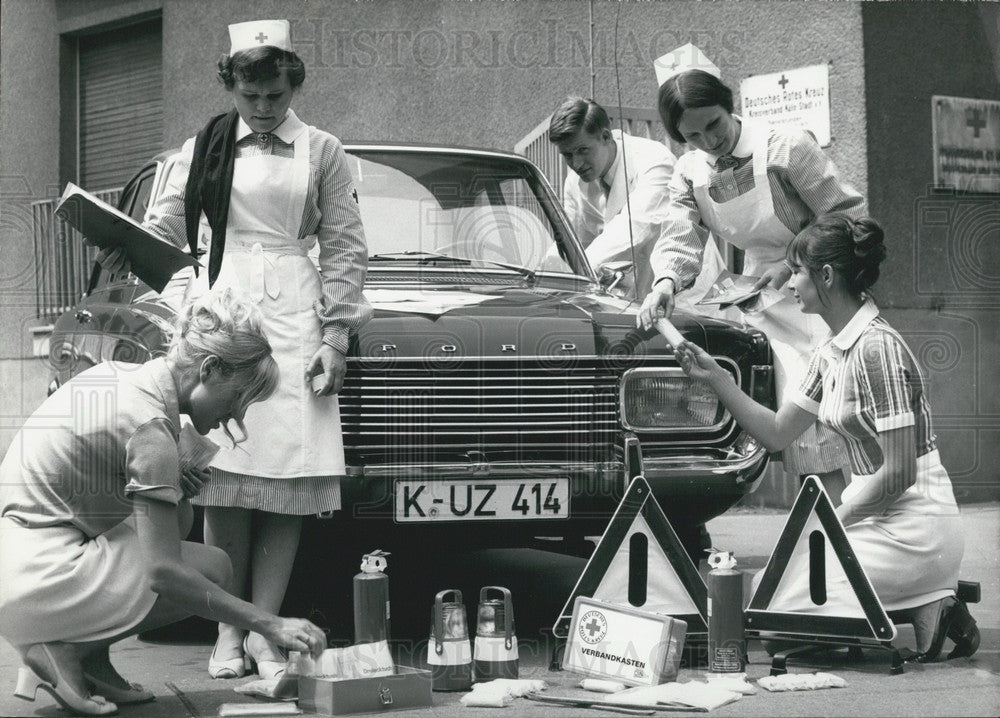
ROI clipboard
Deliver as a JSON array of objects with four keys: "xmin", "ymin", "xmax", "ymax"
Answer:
[{"xmin": 55, "ymin": 182, "xmax": 200, "ymax": 293}]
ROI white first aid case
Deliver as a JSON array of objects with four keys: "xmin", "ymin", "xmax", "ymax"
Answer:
[{"xmin": 562, "ymin": 597, "xmax": 687, "ymax": 687}]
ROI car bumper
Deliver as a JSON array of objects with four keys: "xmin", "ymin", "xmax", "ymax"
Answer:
[{"xmin": 340, "ymin": 434, "xmax": 769, "ymax": 539}]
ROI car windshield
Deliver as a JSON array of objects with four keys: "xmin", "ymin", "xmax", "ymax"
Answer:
[{"xmin": 346, "ymin": 150, "xmax": 588, "ymax": 280}]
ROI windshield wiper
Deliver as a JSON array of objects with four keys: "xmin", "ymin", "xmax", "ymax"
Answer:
[
  {"xmin": 368, "ymin": 251, "xmax": 537, "ymax": 285},
  {"xmin": 369, "ymin": 251, "xmax": 459, "ymax": 262}
]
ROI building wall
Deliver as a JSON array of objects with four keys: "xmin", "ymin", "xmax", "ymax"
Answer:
[
  {"xmin": 863, "ymin": 2, "xmax": 1000, "ymax": 502},
  {"xmin": 0, "ymin": 0, "xmax": 61, "ymax": 453},
  {"xmin": 156, "ymin": 0, "xmax": 867, "ymax": 191}
]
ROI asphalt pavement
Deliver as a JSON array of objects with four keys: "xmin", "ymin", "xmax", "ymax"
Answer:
[{"xmin": 0, "ymin": 503, "xmax": 997, "ymax": 718}]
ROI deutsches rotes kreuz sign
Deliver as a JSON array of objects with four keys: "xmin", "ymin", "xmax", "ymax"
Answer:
[
  {"xmin": 740, "ymin": 64, "xmax": 831, "ymax": 146},
  {"xmin": 933, "ymin": 95, "xmax": 1000, "ymax": 193}
]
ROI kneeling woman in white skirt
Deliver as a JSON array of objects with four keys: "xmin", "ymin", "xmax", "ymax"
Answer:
[
  {"xmin": 673, "ymin": 215, "xmax": 978, "ymax": 661},
  {"xmin": 0, "ymin": 291, "xmax": 326, "ymax": 715}
]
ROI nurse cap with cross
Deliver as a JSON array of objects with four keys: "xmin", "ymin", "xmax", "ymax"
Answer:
[
  {"xmin": 653, "ymin": 43, "xmax": 721, "ymax": 87},
  {"xmin": 228, "ymin": 19, "xmax": 293, "ymax": 54}
]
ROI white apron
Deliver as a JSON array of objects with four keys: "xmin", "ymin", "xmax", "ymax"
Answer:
[
  {"xmin": 691, "ymin": 121, "xmax": 847, "ymax": 475},
  {"xmin": 207, "ymin": 127, "xmax": 345, "ymax": 478}
]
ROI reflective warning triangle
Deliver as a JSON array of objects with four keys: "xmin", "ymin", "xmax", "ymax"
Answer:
[
  {"xmin": 553, "ymin": 476, "xmax": 707, "ymax": 638},
  {"xmin": 745, "ymin": 476, "xmax": 896, "ymax": 643}
]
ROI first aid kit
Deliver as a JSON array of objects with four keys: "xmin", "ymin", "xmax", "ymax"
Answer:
[{"xmin": 561, "ymin": 597, "xmax": 687, "ymax": 687}]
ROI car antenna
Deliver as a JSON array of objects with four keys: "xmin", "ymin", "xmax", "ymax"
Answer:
[{"xmin": 613, "ymin": 0, "xmax": 639, "ymax": 303}]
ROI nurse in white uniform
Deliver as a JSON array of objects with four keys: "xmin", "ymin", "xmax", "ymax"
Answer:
[
  {"xmin": 141, "ymin": 20, "xmax": 371, "ymax": 680},
  {"xmin": 638, "ymin": 45, "xmax": 865, "ymax": 501},
  {"xmin": 673, "ymin": 215, "xmax": 978, "ymax": 662},
  {"xmin": 0, "ymin": 291, "xmax": 326, "ymax": 716}
]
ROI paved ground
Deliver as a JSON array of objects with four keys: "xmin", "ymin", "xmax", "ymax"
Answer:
[{"xmin": 1, "ymin": 503, "xmax": 997, "ymax": 717}]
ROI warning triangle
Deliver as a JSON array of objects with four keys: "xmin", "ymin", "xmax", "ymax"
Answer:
[
  {"xmin": 553, "ymin": 476, "xmax": 707, "ymax": 639},
  {"xmin": 745, "ymin": 476, "xmax": 896, "ymax": 643}
]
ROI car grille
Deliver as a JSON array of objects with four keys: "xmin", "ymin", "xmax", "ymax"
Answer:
[{"xmin": 340, "ymin": 358, "xmax": 619, "ymax": 463}]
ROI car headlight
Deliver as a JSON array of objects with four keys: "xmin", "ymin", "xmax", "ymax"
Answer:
[{"xmin": 620, "ymin": 367, "xmax": 730, "ymax": 431}]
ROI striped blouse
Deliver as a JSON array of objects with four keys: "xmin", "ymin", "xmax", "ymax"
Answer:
[
  {"xmin": 791, "ymin": 301, "xmax": 937, "ymax": 476},
  {"xmin": 144, "ymin": 110, "xmax": 371, "ymax": 354},
  {"xmin": 650, "ymin": 123, "xmax": 866, "ymax": 291}
]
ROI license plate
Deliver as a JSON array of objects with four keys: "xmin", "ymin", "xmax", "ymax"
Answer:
[{"xmin": 394, "ymin": 479, "xmax": 569, "ymax": 522}]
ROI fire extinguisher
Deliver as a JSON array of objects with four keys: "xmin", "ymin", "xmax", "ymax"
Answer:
[
  {"xmin": 707, "ymin": 549, "xmax": 745, "ymax": 672},
  {"xmin": 354, "ymin": 550, "xmax": 390, "ymax": 644}
]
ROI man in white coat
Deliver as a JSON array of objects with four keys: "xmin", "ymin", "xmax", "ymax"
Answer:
[{"xmin": 549, "ymin": 97, "xmax": 675, "ymax": 301}]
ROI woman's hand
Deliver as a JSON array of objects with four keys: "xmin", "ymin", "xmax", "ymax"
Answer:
[
  {"xmin": 637, "ymin": 279, "xmax": 676, "ymax": 330},
  {"xmin": 305, "ymin": 344, "xmax": 347, "ymax": 396},
  {"xmin": 674, "ymin": 340, "xmax": 726, "ymax": 385},
  {"xmin": 179, "ymin": 467, "xmax": 211, "ymax": 499},
  {"xmin": 266, "ymin": 617, "xmax": 328, "ymax": 658},
  {"xmin": 752, "ymin": 263, "xmax": 792, "ymax": 291},
  {"xmin": 95, "ymin": 246, "xmax": 131, "ymax": 275}
]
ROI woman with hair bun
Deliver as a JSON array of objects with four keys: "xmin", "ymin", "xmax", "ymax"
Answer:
[
  {"xmin": 639, "ymin": 46, "xmax": 866, "ymax": 500},
  {"xmin": 673, "ymin": 215, "xmax": 978, "ymax": 661},
  {"xmin": 102, "ymin": 19, "xmax": 371, "ymax": 679},
  {"xmin": 0, "ymin": 290, "xmax": 326, "ymax": 716}
]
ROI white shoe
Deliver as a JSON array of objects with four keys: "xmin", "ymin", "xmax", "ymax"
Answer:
[
  {"xmin": 208, "ymin": 638, "xmax": 248, "ymax": 679},
  {"xmin": 83, "ymin": 672, "xmax": 155, "ymax": 705},
  {"xmin": 244, "ymin": 633, "xmax": 286, "ymax": 681},
  {"xmin": 16, "ymin": 647, "xmax": 117, "ymax": 716}
]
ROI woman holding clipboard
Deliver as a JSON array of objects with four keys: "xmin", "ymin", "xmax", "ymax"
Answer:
[
  {"xmin": 638, "ymin": 44, "xmax": 865, "ymax": 500},
  {"xmin": 101, "ymin": 20, "xmax": 371, "ymax": 681}
]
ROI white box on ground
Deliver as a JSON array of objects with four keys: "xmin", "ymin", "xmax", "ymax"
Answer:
[{"xmin": 562, "ymin": 597, "xmax": 686, "ymax": 687}]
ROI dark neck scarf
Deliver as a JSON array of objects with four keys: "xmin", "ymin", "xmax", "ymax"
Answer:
[{"xmin": 184, "ymin": 109, "xmax": 240, "ymax": 287}]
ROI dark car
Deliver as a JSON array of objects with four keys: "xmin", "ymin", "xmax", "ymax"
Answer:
[{"xmin": 47, "ymin": 144, "xmax": 774, "ymax": 563}]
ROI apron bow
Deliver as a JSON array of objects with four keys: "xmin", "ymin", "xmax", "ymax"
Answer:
[{"xmin": 247, "ymin": 243, "xmax": 281, "ymax": 302}]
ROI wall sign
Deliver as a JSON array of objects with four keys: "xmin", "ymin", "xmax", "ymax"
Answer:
[
  {"xmin": 740, "ymin": 64, "xmax": 831, "ymax": 146},
  {"xmin": 933, "ymin": 95, "xmax": 1000, "ymax": 193}
]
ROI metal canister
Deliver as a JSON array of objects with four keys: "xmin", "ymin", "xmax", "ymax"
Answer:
[
  {"xmin": 474, "ymin": 586, "xmax": 518, "ymax": 680},
  {"xmin": 426, "ymin": 589, "xmax": 472, "ymax": 691},
  {"xmin": 353, "ymin": 550, "xmax": 390, "ymax": 644},
  {"xmin": 707, "ymin": 550, "xmax": 746, "ymax": 672}
]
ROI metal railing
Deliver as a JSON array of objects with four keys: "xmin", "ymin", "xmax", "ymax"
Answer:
[
  {"xmin": 32, "ymin": 187, "xmax": 121, "ymax": 318},
  {"xmin": 513, "ymin": 105, "xmax": 685, "ymax": 200}
]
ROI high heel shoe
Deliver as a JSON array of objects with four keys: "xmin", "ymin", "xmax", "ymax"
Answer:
[
  {"xmin": 83, "ymin": 672, "xmax": 155, "ymax": 705},
  {"xmin": 208, "ymin": 638, "xmax": 249, "ymax": 679},
  {"xmin": 15, "ymin": 655, "xmax": 117, "ymax": 716},
  {"xmin": 244, "ymin": 633, "xmax": 286, "ymax": 681},
  {"xmin": 911, "ymin": 596, "xmax": 981, "ymax": 662},
  {"xmin": 910, "ymin": 597, "xmax": 952, "ymax": 662},
  {"xmin": 945, "ymin": 600, "xmax": 980, "ymax": 659}
]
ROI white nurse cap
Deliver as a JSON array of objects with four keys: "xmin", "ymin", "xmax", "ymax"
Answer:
[
  {"xmin": 228, "ymin": 19, "xmax": 293, "ymax": 54},
  {"xmin": 654, "ymin": 43, "xmax": 721, "ymax": 86}
]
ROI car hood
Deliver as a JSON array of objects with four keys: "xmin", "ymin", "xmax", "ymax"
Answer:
[
  {"xmin": 60, "ymin": 282, "xmax": 734, "ymax": 362},
  {"xmin": 357, "ymin": 285, "xmax": 708, "ymax": 358}
]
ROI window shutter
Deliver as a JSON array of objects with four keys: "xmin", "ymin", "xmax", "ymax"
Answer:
[{"xmin": 78, "ymin": 19, "xmax": 162, "ymax": 191}]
